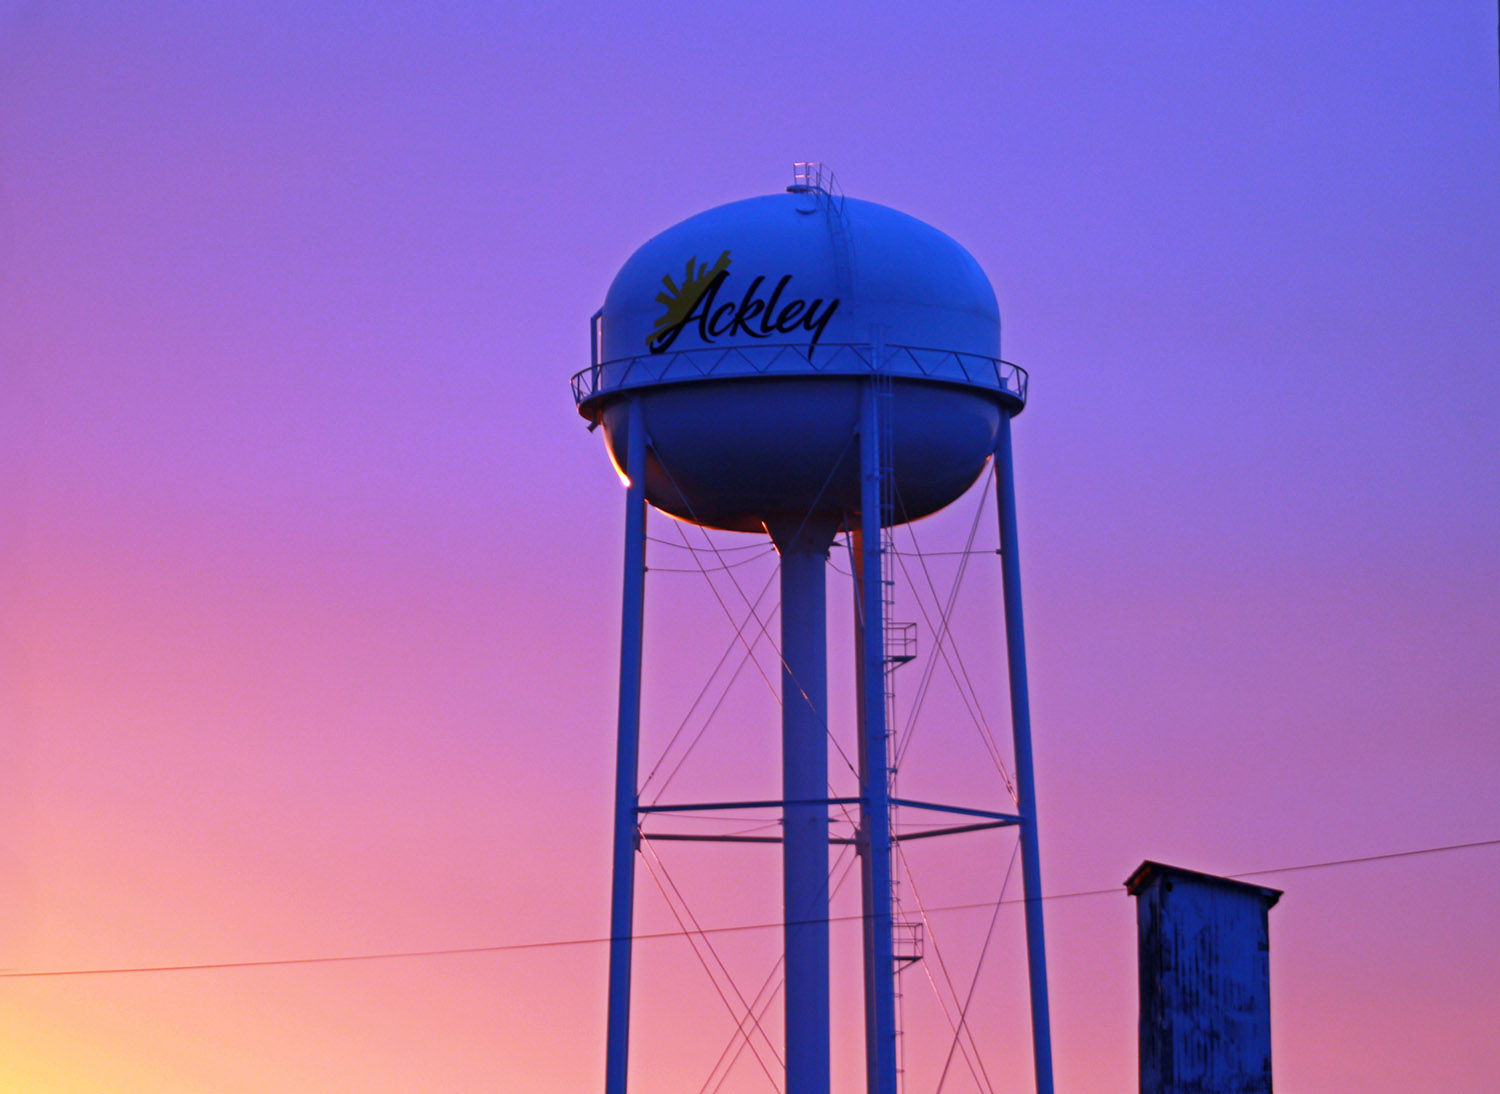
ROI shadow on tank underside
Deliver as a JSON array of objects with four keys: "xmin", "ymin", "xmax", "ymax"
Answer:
[{"xmin": 599, "ymin": 376, "xmax": 1004, "ymax": 534}]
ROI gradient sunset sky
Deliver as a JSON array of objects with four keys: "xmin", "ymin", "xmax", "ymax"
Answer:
[{"xmin": 2, "ymin": 3, "xmax": 1497, "ymax": 1091}]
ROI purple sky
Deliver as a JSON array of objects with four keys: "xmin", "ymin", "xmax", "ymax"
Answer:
[{"xmin": 2, "ymin": 3, "xmax": 1497, "ymax": 1091}]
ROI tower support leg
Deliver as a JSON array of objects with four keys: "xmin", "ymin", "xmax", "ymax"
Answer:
[
  {"xmin": 605, "ymin": 398, "xmax": 647, "ymax": 1094},
  {"xmin": 771, "ymin": 517, "xmax": 837, "ymax": 1094},
  {"xmin": 994, "ymin": 411, "xmax": 1055, "ymax": 1094},
  {"xmin": 856, "ymin": 381, "xmax": 900, "ymax": 1094}
]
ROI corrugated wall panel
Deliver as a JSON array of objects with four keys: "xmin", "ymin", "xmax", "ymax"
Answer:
[{"xmin": 1128, "ymin": 862, "xmax": 1280, "ymax": 1094}]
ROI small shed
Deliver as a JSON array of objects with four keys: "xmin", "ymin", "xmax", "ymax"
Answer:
[{"xmin": 1126, "ymin": 861, "xmax": 1282, "ymax": 1094}]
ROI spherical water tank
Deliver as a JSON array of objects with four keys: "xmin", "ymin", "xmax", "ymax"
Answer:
[{"xmin": 573, "ymin": 180, "xmax": 1026, "ymax": 533}]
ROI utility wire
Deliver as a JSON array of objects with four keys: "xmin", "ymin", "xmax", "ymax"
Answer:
[{"xmin": 2, "ymin": 837, "xmax": 1495, "ymax": 980}]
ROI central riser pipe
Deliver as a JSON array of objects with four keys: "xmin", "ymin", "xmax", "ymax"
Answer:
[{"xmin": 775, "ymin": 522, "xmax": 835, "ymax": 1094}]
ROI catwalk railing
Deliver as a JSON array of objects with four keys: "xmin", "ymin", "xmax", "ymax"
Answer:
[{"xmin": 572, "ymin": 343, "xmax": 1028, "ymax": 408}]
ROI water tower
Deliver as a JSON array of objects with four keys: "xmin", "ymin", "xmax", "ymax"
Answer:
[{"xmin": 574, "ymin": 165, "xmax": 1053, "ymax": 1094}]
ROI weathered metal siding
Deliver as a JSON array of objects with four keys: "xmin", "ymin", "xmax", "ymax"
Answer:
[{"xmin": 1129, "ymin": 862, "xmax": 1281, "ymax": 1094}]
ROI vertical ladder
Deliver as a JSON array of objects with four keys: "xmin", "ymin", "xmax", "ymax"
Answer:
[
  {"xmin": 791, "ymin": 162, "xmax": 853, "ymax": 306},
  {"xmin": 874, "ymin": 370, "xmax": 927, "ymax": 1090}
]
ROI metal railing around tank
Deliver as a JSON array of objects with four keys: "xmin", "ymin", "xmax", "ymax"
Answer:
[{"xmin": 571, "ymin": 343, "xmax": 1028, "ymax": 408}]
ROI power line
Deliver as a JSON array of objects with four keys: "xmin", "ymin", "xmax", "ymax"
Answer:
[
  {"xmin": 1228, "ymin": 837, "xmax": 1500, "ymax": 880},
  {"xmin": 1, "ymin": 836, "xmax": 1495, "ymax": 980}
]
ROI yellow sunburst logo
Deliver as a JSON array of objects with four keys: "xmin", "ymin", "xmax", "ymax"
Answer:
[{"xmin": 648, "ymin": 251, "xmax": 733, "ymax": 348}]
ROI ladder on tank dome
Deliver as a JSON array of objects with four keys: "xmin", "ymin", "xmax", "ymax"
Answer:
[{"xmin": 791, "ymin": 161, "xmax": 853, "ymax": 301}]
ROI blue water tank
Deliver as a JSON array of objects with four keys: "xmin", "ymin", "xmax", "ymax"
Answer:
[{"xmin": 573, "ymin": 181, "xmax": 1026, "ymax": 533}]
